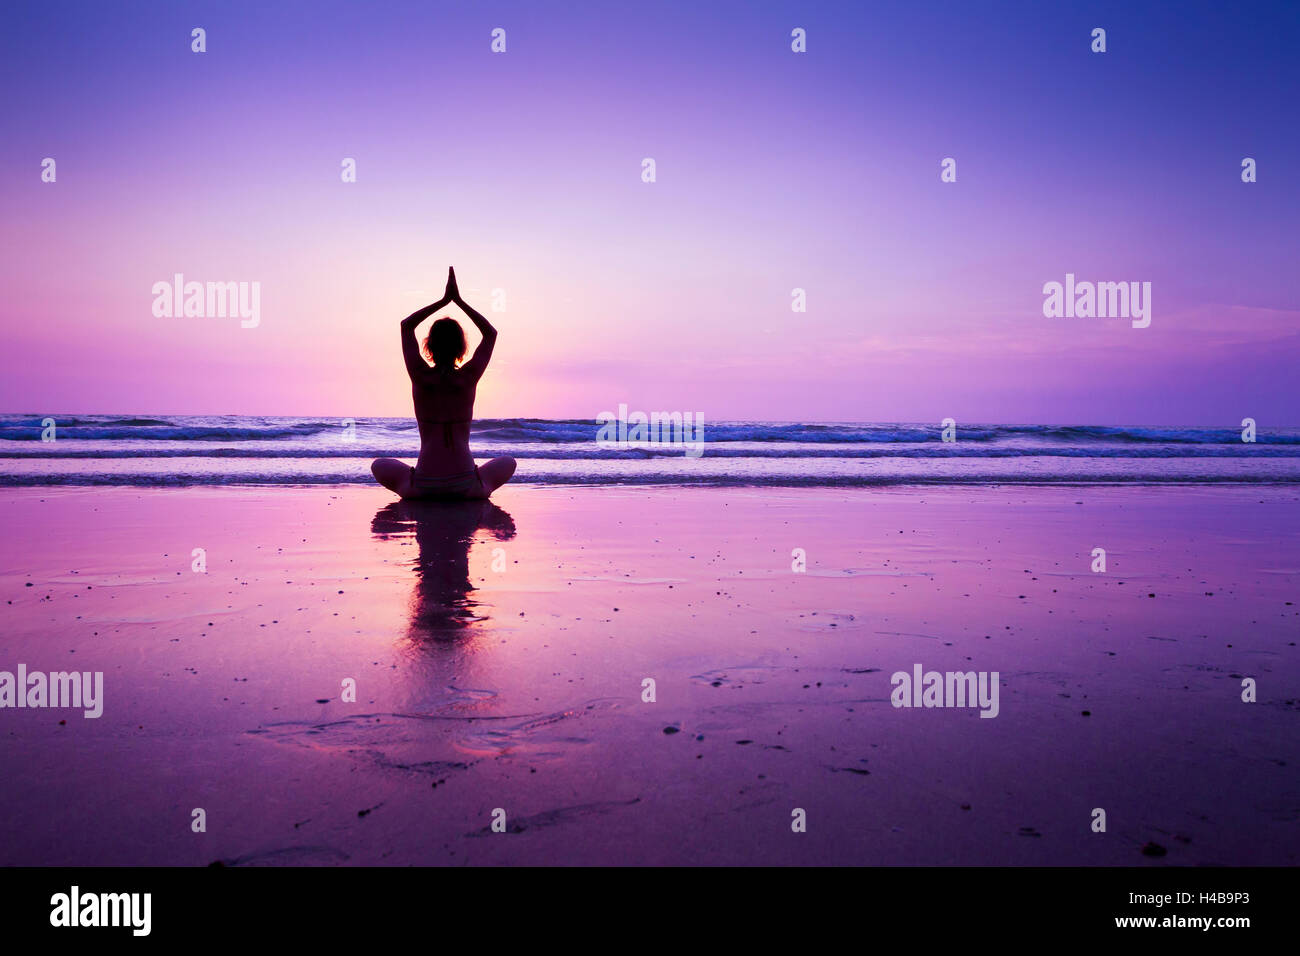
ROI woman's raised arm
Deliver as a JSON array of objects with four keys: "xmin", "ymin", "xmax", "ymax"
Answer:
[
  {"xmin": 399, "ymin": 284, "xmax": 453, "ymax": 379},
  {"xmin": 448, "ymin": 267, "xmax": 497, "ymax": 379}
]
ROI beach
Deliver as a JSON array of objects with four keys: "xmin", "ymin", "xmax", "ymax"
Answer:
[{"xmin": 2, "ymin": 483, "xmax": 1296, "ymax": 866}]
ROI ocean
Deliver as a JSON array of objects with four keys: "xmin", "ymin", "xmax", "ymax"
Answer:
[{"xmin": 2, "ymin": 415, "xmax": 1298, "ymax": 487}]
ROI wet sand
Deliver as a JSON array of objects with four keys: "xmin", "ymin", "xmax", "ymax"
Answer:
[{"xmin": 1, "ymin": 484, "xmax": 1297, "ymax": 865}]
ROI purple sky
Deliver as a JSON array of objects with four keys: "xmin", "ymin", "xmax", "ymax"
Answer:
[{"xmin": 1, "ymin": 0, "xmax": 1297, "ymax": 424}]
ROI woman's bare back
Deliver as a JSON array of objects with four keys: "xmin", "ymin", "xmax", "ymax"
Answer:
[{"xmin": 413, "ymin": 367, "xmax": 478, "ymax": 475}]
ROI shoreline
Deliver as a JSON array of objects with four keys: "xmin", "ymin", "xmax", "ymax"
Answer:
[
  {"xmin": 6, "ymin": 477, "xmax": 1300, "ymax": 488},
  {"xmin": 2, "ymin": 484, "xmax": 1297, "ymax": 865}
]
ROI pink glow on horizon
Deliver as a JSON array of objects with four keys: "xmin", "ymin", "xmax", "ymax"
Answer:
[{"xmin": 1, "ymin": 0, "xmax": 1296, "ymax": 424}]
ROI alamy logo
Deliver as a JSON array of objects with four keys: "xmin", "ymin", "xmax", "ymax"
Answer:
[
  {"xmin": 890, "ymin": 664, "xmax": 999, "ymax": 718},
  {"xmin": 1042, "ymin": 273, "xmax": 1150, "ymax": 328},
  {"xmin": 596, "ymin": 403, "xmax": 705, "ymax": 458},
  {"xmin": 0, "ymin": 665, "xmax": 103, "ymax": 718},
  {"xmin": 50, "ymin": 886, "xmax": 151, "ymax": 936},
  {"xmin": 152, "ymin": 273, "xmax": 261, "ymax": 328}
]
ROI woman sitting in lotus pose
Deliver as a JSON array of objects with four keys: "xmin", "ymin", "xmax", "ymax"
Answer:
[{"xmin": 370, "ymin": 267, "xmax": 516, "ymax": 499}]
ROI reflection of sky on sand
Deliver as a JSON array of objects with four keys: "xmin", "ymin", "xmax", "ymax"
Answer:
[
  {"xmin": 370, "ymin": 499, "xmax": 516, "ymax": 644},
  {"xmin": 2, "ymin": 485, "xmax": 1299, "ymax": 864}
]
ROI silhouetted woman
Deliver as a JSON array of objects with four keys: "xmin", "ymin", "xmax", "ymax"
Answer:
[{"xmin": 371, "ymin": 267, "xmax": 516, "ymax": 499}]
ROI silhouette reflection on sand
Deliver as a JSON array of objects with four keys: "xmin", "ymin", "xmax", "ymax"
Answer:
[{"xmin": 370, "ymin": 498, "xmax": 516, "ymax": 641}]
